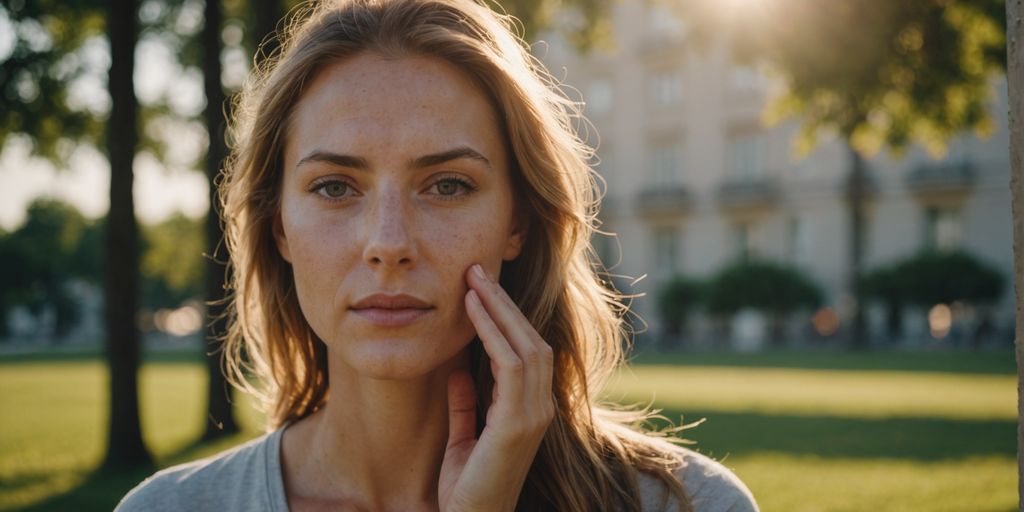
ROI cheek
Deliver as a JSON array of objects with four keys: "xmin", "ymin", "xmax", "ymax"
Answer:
[
  {"xmin": 281, "ymin": 216, "xmax": 357, "ymax": 328},
  {"xmin": 428, "ymin": 211, "xmax": 511, "ymax": 275}
]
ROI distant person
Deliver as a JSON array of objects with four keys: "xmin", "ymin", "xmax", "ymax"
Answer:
[{"xmin": 117, "ymin": 0, "xmax": 758, "ymax": 510}]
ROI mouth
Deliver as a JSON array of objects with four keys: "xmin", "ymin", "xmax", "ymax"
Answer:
[{"xmin": 350, "ymin": 293, "xmax": 434, "ymax": 327}]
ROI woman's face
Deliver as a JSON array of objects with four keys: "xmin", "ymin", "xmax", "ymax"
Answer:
[{"xmin": 276, "ymin": 53, "xmax": 525, "ymax": 379}]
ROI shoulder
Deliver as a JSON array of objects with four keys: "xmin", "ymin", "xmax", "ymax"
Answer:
[
  {"xmin": 115, "ymin": 429, "xmax": 287, "ymax": 512},
  {"xmin": 637, "ymin": 444, "xmax": 759, "ymax": 512}
]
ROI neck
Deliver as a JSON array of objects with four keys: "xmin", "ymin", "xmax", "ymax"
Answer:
[{"xmin": 282, "ymin": 349, "xmax": 469, "ymax": 511}]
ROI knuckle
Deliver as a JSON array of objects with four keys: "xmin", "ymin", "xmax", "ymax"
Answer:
[
  {"xmin": 522, "ymin": 348, "xmax": 541, "ymax": 366},
  {"xmin": 504, "ymin": 357, "xmax": 525, "ymax": 374}
]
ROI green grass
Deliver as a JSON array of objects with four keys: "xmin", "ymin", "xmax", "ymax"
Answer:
[
  {"xmin": 0, "ymin": 349, "xmax": 1016, "ymax": 511},
  {"xmin": 0, "ymin": 356, "xmax": 265, "ymax": 511},
  {"xmin": 627, "ymin": 348, "xmax": 1017, "ymax": 375},
  {"xmin": 606, "ymin": 350, "xmax": 1017, "ymax": 511}
]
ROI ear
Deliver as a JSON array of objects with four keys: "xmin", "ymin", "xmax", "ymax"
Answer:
[
  {"xmin": 502, "ymin": 217, "xmax": 527, "ymax": 261},
  {"xmin": 273, "ymin": 213, "xmax": 292, "ymax": 263}
]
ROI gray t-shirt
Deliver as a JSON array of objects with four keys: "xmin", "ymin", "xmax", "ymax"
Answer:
[{"xmin": 116, "ymin": 428, "xmax": 758, "ymax": 511}]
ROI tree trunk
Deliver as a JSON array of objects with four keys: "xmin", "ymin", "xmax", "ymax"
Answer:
[
  {"xmin": 1005, "ymin": 0, "xmax": 1023, "ymax": 507},
  {"xmin": 202, "ymin": 0, "xmax": 240, "ymax": 440},
  {"xmin": 102, "ymin": 0, "xmax": 151, "ymax": 470},
  {"xmin": 846, "ymin": 144, "xmax": 869, "ymax": 350},
  {"xmin": 885, "ymin": 300, "xmax": 903, "ymax": 343}
]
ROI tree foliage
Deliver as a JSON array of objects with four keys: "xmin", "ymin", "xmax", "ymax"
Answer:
[
  {"xmin": 141, "ymin": 213, "xmax": 204, "ymax": 309},
  {"xmin": 0, "ymin": 198, "xmax": 98, "ymax": 337},
  {"xmin": 0, "ymin": 201, "xmax": 204, "ymax": 336},
  {"xmin": 862, "ymin": 249, "xmax": 1005, "ymax": 308},
  {"xmin": 1, "ymin": 0, "xmax": 210, "ymax": 165},
  {"xmin": 655, "ymin": 274, "xmax": 703, "ymax": 336},
  {"xmin": 681, "ymin": 0, "xmax": 1007, "ymax": 157},
  {"xmin": 0, "ymin": 0, "xmax": 107, "ymax": 163},
  {"xmin": 705, "ymin": 259, "xmax": 823, "ymax": 315}
]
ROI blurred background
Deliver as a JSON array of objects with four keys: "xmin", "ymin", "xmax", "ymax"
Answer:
[{"xmin": 0, "ymin": 0, "xmax": 1016, "ymax": 510}]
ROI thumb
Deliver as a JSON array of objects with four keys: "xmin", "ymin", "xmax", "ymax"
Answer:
[{"xmin": 446, "ymin": 369, "xmax": 478, "ymax": 450}]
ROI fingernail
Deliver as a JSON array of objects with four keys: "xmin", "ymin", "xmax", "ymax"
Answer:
[{"xmin": 473, "ymin": 264, "xmax": 487, "ymax": 281}]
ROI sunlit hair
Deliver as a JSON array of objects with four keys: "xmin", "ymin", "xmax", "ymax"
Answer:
[{"xmin": 219, "ymin": 0, "xmax": 693, "ymax": 509}]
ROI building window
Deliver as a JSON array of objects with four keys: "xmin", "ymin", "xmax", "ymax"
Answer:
[
  {"xmin": 735, "ymin": 223, "xmax": 751, "ymax": 262},
  {"xmin": 788, "ymin": 216, "xmax": 811, "ymax": 264},
  {"xmin": 649, "ymin": 69, "xmax": 683, "ymax": 107},
  {"xmin": 729, "ymin": 132, "xmax": 763, "ymax": 179},
  {"xmin": 652, "ymin": 227, "xmax": 679, "ymax": 275},
  {"xmin": 650, "ymin": 141, "xmax": 681, "ymax": 186},
  {"xmin": 586, "ymin": 79, "xmax": 613, "ymax": 116},
  {"xmin": 926, "ymin": 207, "xmax": 963, "ymax": 250}
]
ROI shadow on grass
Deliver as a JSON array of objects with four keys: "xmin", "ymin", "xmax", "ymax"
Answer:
[
  {"xmin": 0, "ymin": 349, "xmax": 205, "ymax": 366},
  {"xmin": 15, "ymin": 435, "xmax": 240, "ymax": 512},
  {"xmin": 627, "ymin": 349, "xmax": 1016, "ymax": 376},
  {"xmin": 13, "ymin": 409, "xmax": 1014, "ymax": 511},
  {"xmin": 14, "ymin": 467, "xmax": 154, "ymax": 512},
  {"xmin": 656, "ymin": 408, "xmax": 1016, "ymax": 461}
]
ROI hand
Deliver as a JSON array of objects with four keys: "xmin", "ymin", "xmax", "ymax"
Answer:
[{"xmin": 438, "ymin": 264, "xmax": 555, "ymax": 512}]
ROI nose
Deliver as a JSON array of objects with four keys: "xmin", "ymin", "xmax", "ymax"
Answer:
[{"xmin": 362, "ymin": 187, "xmax": 416, "ymax": 269}]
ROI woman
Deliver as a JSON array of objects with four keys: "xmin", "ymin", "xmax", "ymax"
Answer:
[{"xmin": 118, "ymin": 0, "xmax": 758, "ymax": 510}]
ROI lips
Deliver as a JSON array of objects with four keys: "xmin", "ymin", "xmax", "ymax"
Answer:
[
  {"xmin": 350, "ymin": 293, "xmax": 433, "ymax": 327},
  {"xmin": 351, "ymin": 293, "xmax": 432, "ymax": 310}
]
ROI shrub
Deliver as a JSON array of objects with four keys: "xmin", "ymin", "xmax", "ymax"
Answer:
[
  {"xmin": 705, "ymin": 260, "xmax": 823, "ymax": 315},
  {"xmin": 656, "ymin": 275, "xmax": 704, "ymax": 340},
  {"xmin": 862, "ymin": 250, "xmax": 1005, "ymax": 344},
  {"xmin": 896, "ymin": 250, "xmax": 1004, "ymax": 307}
]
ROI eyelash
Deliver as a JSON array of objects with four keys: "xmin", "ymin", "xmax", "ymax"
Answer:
[
  {"xmin": 309, "ymin": 177, "xmax": 359, "ymax": 202},
  {"xmin": 308, "ymin": 175, "xmax": 478, "ymax": 203},
  {"xmin": 428, "ymin": 175, "xmax": 478, "ymax": 200}
]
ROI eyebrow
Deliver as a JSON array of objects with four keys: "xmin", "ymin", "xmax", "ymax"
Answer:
[
  {"xmin": 295, "ymin": 151, "xmax": 369, "ymax": 170},
  {"xmin": 412, "ymin": 147, "xmax": 491, "ymax": 168},
  {"xmin": 295, "ymin": 146, "xmax": 491, "ymax": 171}
]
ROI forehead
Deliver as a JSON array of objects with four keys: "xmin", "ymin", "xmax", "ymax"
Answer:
[{"xmin": 285, "ymin": 53, "xmax": 505, "ymax": 164}]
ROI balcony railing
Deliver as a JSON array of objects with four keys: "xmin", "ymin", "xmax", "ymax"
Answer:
[
  {"xmin": 716, "ymin": 176, "xmax": 780, "ymax": 211},
  {"xmin": 905, "ymin": 161, "xmax": 976, "ymax": 195},
  {"xmin": 634, "ymin": 185, "xmax": 694, "ymax": 217}
]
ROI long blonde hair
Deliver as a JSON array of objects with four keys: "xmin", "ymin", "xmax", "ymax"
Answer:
[{"xmin": 219, "ymin": 0, "xmax": 693, "ymax": 509}]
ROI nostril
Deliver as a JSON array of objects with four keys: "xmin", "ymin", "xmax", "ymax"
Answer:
[{"xmin": 368, "ymin": 255, "xmax": 413, "ymax": 266}]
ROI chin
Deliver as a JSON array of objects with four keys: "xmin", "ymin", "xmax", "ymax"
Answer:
[{"xmin": 337, "ymin": 337, "xmax": 471, "ymax": 381}]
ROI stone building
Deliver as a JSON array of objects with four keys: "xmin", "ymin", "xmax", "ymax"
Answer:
[{"xmin": 538, "ymin": 1, "xmax": 1015, "ymax": 348}]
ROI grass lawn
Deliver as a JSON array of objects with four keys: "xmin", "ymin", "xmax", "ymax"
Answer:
[
  {"xmin": 0, "ymin": 352, "xmax": 266, "ymax": 511},
  {"xmin": 0, "ymin": 348, "xmax": 1016, "ymax": 511}
]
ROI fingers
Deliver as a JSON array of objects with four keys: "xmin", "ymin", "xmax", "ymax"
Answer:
[
  {"xmin": 468, "ymin": 265, "xmax": 545, "ymax": 359},
  {"xmin": 439, "ymin": 266, "xmax": 554, "ymax": 512},
  {"xmin": 467, "ymin": 265, "xmax": 551, "ymax": 366},
  {"xmin": 465, "ymin": 289, "xmax": 524, "ymax": 410},
  {"xmin": 446, "ymin": 370, "xmax": 478, "ymax": 451},
  {"xmin": 465, "ymin": 264, "xmax": 554, "ymax": 427}
]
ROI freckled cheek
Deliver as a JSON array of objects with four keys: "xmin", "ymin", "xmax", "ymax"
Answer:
[
  {"xmin": 282, "ymin": 217, "xmax": 359, "ymax": 319},
  {"xmin": 427, "ymin": 215, "xmax": 510, "ymax": 279}
]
